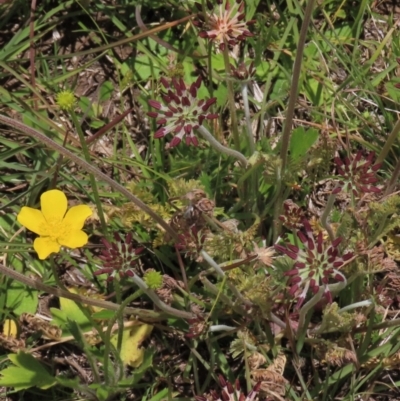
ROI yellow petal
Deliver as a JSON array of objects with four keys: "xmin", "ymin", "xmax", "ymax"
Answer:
[
  {"xmin": 3, "ymin": 319, "xmax": 18, "ymax": 338},
  {"xmin": 110, "ymin": 323, "xmax": 153, "ymax": 367},
  {"xmin": 17, "ymin": 207, "xmax": 48, "ymax": 235},
  {"xmin": 58, "ymin": 230, "xmax": 88, "ymax": 249},
  {"xmin": 40, "ymin": 190, "xmax": 67, "ymax": 223},
  {"xmin": 34, "ymin": 237, "xmax": 61, "ymax": 260},
  {"xmin": 63, "ymin": 205, "xmax": 92, "ymax": 230}
]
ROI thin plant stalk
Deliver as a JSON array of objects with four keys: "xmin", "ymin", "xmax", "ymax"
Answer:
[
  {"xmin": 273, "ymin": 0, "xmax": 316, "ymax": 239},
  {"xmin": 49, "ymin": 256, "xmax": 65, "ymax": 289},
  {"xmin": 320, "ymin": 186, "xmax": 340, "ymax": 242},
  {"xmin": 222, "ymin": 43, "xmax": 241, "ymax": 151},
  {"xmin": 311, "ymin": 299, "xmax": 373, "ymax": 336},
  {"xmin": 200, "ymin": 250, "xmax": 252, "ymax": 308},
  {"xmin": 385, "ymin": 156, "xmax": 400, "ymax": 195},
  {"xmin": 197, "ymin": 125, "xmax": 248, "ymax": 167},
  {"xmin": 241, "ymin": 82, "xmax": 255, "ymax": 154},
  {"xmin": 376, "ymin": 118, "xmax": 400, "ymax": 164},
  {"xmin": 298, "ymin": 279, "xmax": 347, "ymax": 332},
  {"xmin": 70, "ymin": 110, "xmax": 108, "ymax": 235},
  {"xmin": 175, "ymin": 244, "xmax": 189, "ymax": 291},
  {"xmin": 103, "ymin": 288, "xmax": 144, "ymax": 385},
  {"xmin": 279, "ymin": 0, "xmax": 316, "ymax": 173},
  {"xmin": 113, "ymin": 280, "xmax": 124, "ymax": 354},
  {"xmin": 129, "ymin": 274, "xmax": 193, "ymax": 319},
  {"xmin": 241, "ymin": 81, "xmax": 259, "ymax": 213}
]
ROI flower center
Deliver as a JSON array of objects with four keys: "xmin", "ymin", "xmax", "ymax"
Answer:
[{"xmin": 42, "ymin": 218, "xmax": 68, "ymax": 242}]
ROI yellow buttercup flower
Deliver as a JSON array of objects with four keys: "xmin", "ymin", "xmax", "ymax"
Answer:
[{"xmin": 17, "ymin": 189, "xmax": 92, "ymax": 260}]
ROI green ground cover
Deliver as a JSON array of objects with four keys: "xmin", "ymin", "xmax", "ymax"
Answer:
[{"xmin": 1, "ymin": 0, "xmax": 400, "ymax": 400}]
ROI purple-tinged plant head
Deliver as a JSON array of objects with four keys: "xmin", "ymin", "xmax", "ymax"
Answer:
[
  {"xmin": 193, "ymin": 0, "xmax": 255, "ymax": 51},
  {"xmin": 94, "ymin": 232, "xmax": 143, "ymax": 281},
  {"xmin": 279, "ymin": 199, "xmax": 305, "ymax": 230},
  {"xmin": 275, "ymin": 219, "xmax": 353, "ymax": 309},
  {"xmin": 334, "ymin": 150, "xmax": 381, "ymax": 197},
  {"xmin": 195, "ymin": 375, "xmax": 261, "ymax": 401},
  {"xmin": 186, "ymin": 317, "xmax": 207, "ymax": 339},
  {"xmin": 230, "ymin": 61, "xmax": 256, "ymax": 81},
  {"xmin": 175, "ymin": 226, "xmax": 207, "ymax": 259},
  {"xmin": 147, "ymin": 76, "xmax": 218, "ymax": 147}
]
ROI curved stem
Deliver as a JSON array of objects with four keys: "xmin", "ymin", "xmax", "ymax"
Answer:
[
  {"xmin": 269, "ymin": 312, "xmax": 287, "ymax": 330},
  {"xmin": 197, "ymin": 125, "xmax": 248, "ymax": 167},
  {"xmin": 241, "ymin": 83, "xmax": 255, "ymax": 155},
  {"xmin": 208, "ymin": 325, "xmax": 236, "ymax": 332},
  {"xmin": 129, "ymin": 274, "xmax": 194, "ymax": 319},
  {"xmin": 298, "ymin": 287, "xmax": 324, "ymax": 332},
  {"xmin": 338, "ymin": 299, "xmax": 373, "ymax": 313},
  {"xmin": 298, "ymin": 278, "xmax": 348, "ymax": 333},
  {"xmin": 320, "ymin": 186, "xmax": 339, "ymax": 242},
  {"xmin": 200, "ymin": 250, "xmax": 252, "ymax": 308},
  {"xmin": 0, "ymin": 262, "xmax": 194, "ymax": 320}
]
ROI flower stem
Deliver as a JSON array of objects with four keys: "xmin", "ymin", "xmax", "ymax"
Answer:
[
  {"xmin": 197, "ymin": 125, "xmax": 248, "ymax": 167},
  {"xmin": 70, "ymin": 110, "xmax": 108, "ymax": 235},
  {"xmin": 200, "ymin": 250, "xmax": 252, "ymax": 309},
  {"xmin": 222, "ymin": 44, "xmax": 241, "ymax": 151},
  {"xmin": 241, "ymin": 83, "xmax": 255, "ymax": 155},
  {"xmin": 376, "ymin": 117, "xmax": 400, "ymax": 164},
  {"xmin": 103, "ymin": 288, "xmax": 144, "ymax": 384},
  {"xmin": 279, "ymin": 0, "xmax": 316, "ymax": 173},
  {"xmin": 298, "ymin": 287, "xmax": 324, "ymax": 332},
  {"xmin": 274, "ymin": 0, "xmax": 316, "ymax": 239},
  {"xmin": 298, "ymin": 279, "xmax": 347, "ymax": 333},
  {"xmin": 129, "ymin": 274, "xmax": 194, "ymax": 319},
  {"xmin": 338, "ymin": 299, "xmax": 373, "ymax": 313},
  {"xmin": 208, "ymin": 325, "xmax": 237, "ymax": 332},
  {"xmin": 49, "ymin": 256, "xmax": 64, "ymax": 289},
  {"xmin": 385, "ymin": 157, "xmax": 400, "ymax": 195},
  {"xmin": 320, "ymin": 186, "xmax": 339, "ymax": 242}
]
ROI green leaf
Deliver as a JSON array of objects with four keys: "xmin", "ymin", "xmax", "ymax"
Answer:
[
  {"xmin": 110, "ymin": 323, "xmax": 153, "ymax": 367},
  {"xmin": 214, "ymin": 83, "xmax": 228, "ymax": 107},
  {"xmin": 246, "ymin": 0, "xmax": 261, "ymax": 19},
  {"xmin": 132, "ymin": 54, "xmax": 162, "ymax": 82},
  {"xmin": 303, "ymin": 77, "xmax": 324, "ymax": 106},
  {"xmin": 55, "ymin": 376, "xmax": 80, "ymax": 388},
  {"xmin": 199, "ymin": 172, "xmax": 212, "ymax": 196},
  {"xmin": 92, "ymin": 310, "xmax": 116, "ymax": 320},
  {"xmin": 211, "ymin": 53, "xmax": 226, "ymax": 72},
  {"xmin": 50, "ymin": 291, "xmax": 93, "ymax": 337},
  {"xmin": 118, "ymin": 349, "xmax": 154, "ymax": 387},
  {"xmin": 78, "ymin": 97, "xmax": 93, "ymax": 117},
  {"xmin": 270, "ymin": 77, "xmax": 289, "ymax": 101},
  {"xmin": 99, "ymin": 81, "xmax": 113, "ymax": 102},
  {"xmin": 96, "ymin": 386, "xmax": 111, "ymax": 401},
  {"xmin": 0, "ymin": 351, "xmax": 56, "ymax": 390},
  {"xmin": 255, "ymin": 60, "xmax": 270, "ymax": 80},
  {"xmin": 289, "ymin": 127, "xmax": 319, "ymax": 162},
  {"xmin": 386, "ymin": 80, "xmax": 400, "ymax": 103},
  {"xmin": 5, "ymin": 281, "xmax": 38, "ymax": 316}
]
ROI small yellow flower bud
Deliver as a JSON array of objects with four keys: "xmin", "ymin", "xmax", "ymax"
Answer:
[
  {"xmin": 143, "ymin": 270, "xmax": 163, "ymax": 290},
  {"xmin": 56, "ymin": 90, "xmax": 76, "ymax": 111}
]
